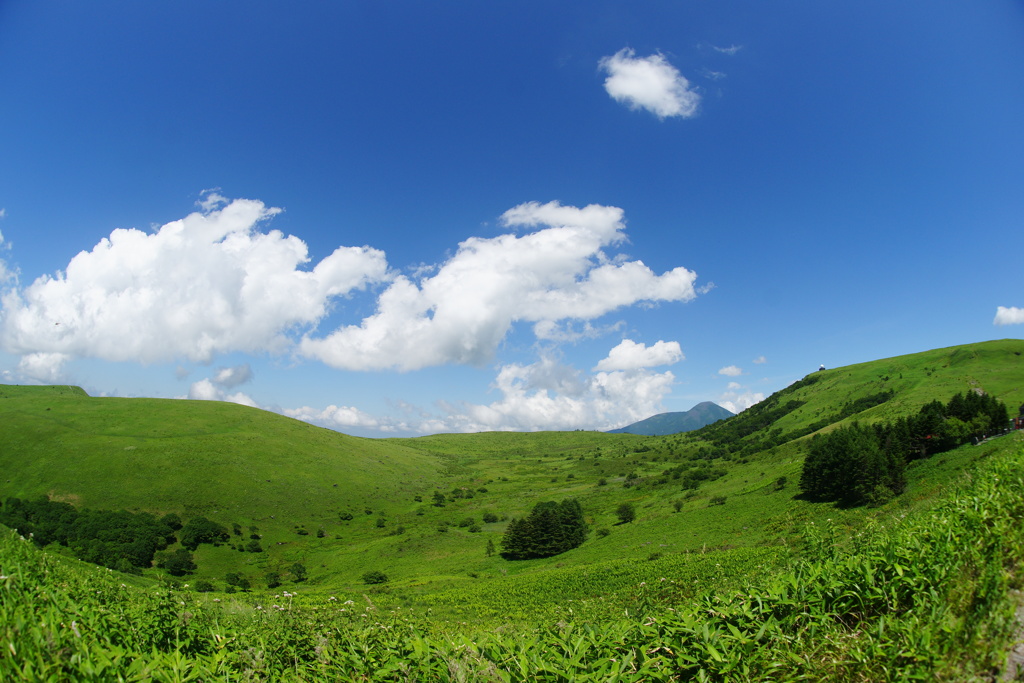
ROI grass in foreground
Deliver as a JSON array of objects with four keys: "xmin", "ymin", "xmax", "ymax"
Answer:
[{"xmin": 4, "ymin": 439, "xmax": 1024, "ymax": 681}]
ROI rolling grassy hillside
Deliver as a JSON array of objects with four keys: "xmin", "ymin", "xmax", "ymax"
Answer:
[{"xmin": 1, "ymin": 339, "xmax": 1022, "ymax": 598}]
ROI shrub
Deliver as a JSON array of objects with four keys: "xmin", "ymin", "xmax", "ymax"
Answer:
[
  {"xmin": 482, "ymin": 512, "xmax": 498, "ymax": 523},
  {"xmin": 179, "ymin": 516, "xmax": 230, "ymax": 551},
  {"xmin": 616, "ymin": 502, "xmax": 636, "ymax": 524},
  {"xmin": 362, "ymin": 570, "xmax": 388, "ymax": 584}
]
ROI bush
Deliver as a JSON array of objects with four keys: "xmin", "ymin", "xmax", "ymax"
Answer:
[
  {"xmin": 179, "ymin": 517, "xmax": 229, "ymax": 551},
  {"xmin": 616, "ymin": 502, "xmax": 636, "ymax": 524},
  {"xmin": 194, "ymin": 580, "xmax": 214, "ymax": 593},
  {"xmin": 482, "ymin": 512, "xmax": 499, "ymax": 523},
  {"xmin": 709, "ymin": 496, "xmax": 727, "ymax": 506},
  {"xmin": 362, "ymin": 570, "xmax": 388, "ymax": 584}
]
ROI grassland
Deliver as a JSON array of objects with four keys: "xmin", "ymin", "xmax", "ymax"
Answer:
[
  {"xmin": 1, "ymin": 339, "xmax": 1023, "ymax": 595},
  {"xmin": 2, "ymin": 338, "xmax": 1024, "ymax": 679}
]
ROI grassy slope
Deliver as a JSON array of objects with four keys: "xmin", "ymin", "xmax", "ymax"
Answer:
[{"xmin": 1, "ymin": 339, "xmax": 1022, "ymax": 596}]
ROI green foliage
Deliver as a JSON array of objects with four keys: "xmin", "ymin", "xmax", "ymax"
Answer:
[
  {"xmin": 178, "ymin": 516, "xmax": 229, "ymax": 551},
  {"xmin": 7, "ymin": 444, "xmax": 1024, "ymax": 683},
  {"xmin": 501, "ymin": 499, "xmax": 587, "ymax": 559},
  {"xmin": 616, "ymin": 502, "xmax": 636, "ymax": 524},
  {"xmin": 290, "ymin": 562, "xmax": 307, "ymax": 582},
  {"xmin": 0, "ymin": 497, "xmax": 176, "ymax": 571},
  {"xmin": 158, "ymin": 549, "xmax": 196, "ymax": 576},
  {"xmin": 361, "ymin": 570, "xmax": 389, "ymax": 584},
  {"xmin": 265, "ymin": 571, "xmax": 281, "ymax": 589},
  {"xmin": 800, "ymin": 391, "xmax": 1009, "ymax": 506}
]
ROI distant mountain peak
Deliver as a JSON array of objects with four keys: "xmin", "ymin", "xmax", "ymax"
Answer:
[{"xmin": 608, "ymin": 402, "xmax": 734, "ymax": 436}]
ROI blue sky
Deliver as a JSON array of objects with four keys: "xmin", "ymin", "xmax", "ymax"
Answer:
[{"xmin": 1, "ymin": 1, "xmax": 1022, "ymax": 437}]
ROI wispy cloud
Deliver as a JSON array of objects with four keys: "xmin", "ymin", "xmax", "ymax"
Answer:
[
  {"xmin": 718, "ymin": 365, "xmax": 743, "ymax": 376},
  {"xmin": 712, "ymin": 44, "xmax": 743, "ymax": 56},
  {"xmin": 598, "ymin": 49, "xmax": 700, "ymax": 119},
  {"xmin": 752, "ymin": 355, "xmax": 767, "ymax": 364}
]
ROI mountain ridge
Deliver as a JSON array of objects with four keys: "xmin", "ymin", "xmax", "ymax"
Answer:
[{"xmin": 607, "ymin": 400, "xmax": 734, "ymax": 435}]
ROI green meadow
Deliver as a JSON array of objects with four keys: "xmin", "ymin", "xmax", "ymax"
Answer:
[{"xmin": 2, "ymin": 338, "xmax": 1024, "ymax": 679}]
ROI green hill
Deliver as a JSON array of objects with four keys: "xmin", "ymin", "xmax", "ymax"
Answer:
[
  {"xmin": 0, "ymin": 339, "xmax": 1022, "ymax": 594},
  {"xmin": 3, "ymin": 339, "xmax": 1024, "ymax": 679}
]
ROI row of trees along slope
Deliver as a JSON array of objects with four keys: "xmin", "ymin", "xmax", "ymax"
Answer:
[
  {"xmin": 801, "ymin": 390, "xmax": 1011, "ymax": 507},
  {"xmin": 0, "ymin": 497, "xmax": 230, "ymax": 576}
]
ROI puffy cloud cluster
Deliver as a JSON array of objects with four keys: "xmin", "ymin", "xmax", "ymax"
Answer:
[
  {"xmin": 450, "ymin": 358, "xmax": 677, "ymax": 432},
  {"xmin": 599, "ymin": 49, "xmax": 700, "ymax": 119},
  {"xmin": 994, "ymin": 306, "xmax": 1024, "ymax": 325},
  {"xmin": 0, "ymin": 199, "xmax": 389, "ymax": 375},
  {"xmin": 718, "ymin": 365, "xmax": 743, "ymax": 377},
  {"xmin": 0, "ymin": 196, "xmax": 704, "ymax": 433},
  {"xmin": 299, "ymin": 201, "xmax": 698, "ymax": 371},
  {"xmin": 286, "ymin": 338, "xmax": 683, "ymax": 434}
]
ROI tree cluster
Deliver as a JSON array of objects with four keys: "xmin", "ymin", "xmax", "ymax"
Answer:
[
  {"xmin": 0, "ymin": 497, "xmax": 178, "ymax": 572},
  {"xmin": 501, "ymin": 499, "xmax": 587, "ymax": 560},
  {"xmin": 800, "ymin": 391, "xmax": 1010, "ymax": 506}
]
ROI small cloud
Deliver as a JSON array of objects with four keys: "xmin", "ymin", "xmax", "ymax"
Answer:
[
  {"xmin": 187, "ymin": 377, "xmax": 257, "ymax": 408},
  {"xmin": 718, "ymin": 379, "xmax": 764, "ymax": 413},
  {"xmin": 212, "ymin": 364, "xmax": 253, "ymax": 389},
  {"xmin": 702, "ymin": 69, "xmax": 727, "ymax": 81},
  {"xmin": 196, "ymin": 188, "xmax": 229, "ymax": 212},
  {"xmin": 598, "ymin": 48, "xmax": 700, "ymax": 119},
  {"xmin": 994, "ymin": 306, "xmax": 1024, "ymax": 325},
  {"xmin": 712, "ymin": 44, "xmax": 743, "ymax": 56},
  {"xmin": 594, "ymin": 339, "xmax": 683, "ymax": 372},
  {"xmin": 752, "ymin": 355, "xmax": 767, "ymax": 365},
  {"xmin": 718, "ymin": 365, "xmax": 743, "ymax": 377}
]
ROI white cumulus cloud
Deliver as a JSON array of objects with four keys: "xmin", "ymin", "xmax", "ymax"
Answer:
[
  {"xmin": 752, "ymin": 355, "xmax": 767, "ymax": 364},
  {"xmin": 994, "ymin": 306, "xmax": 1024, "ymax": 325},
  {"xmin": 440, "ymin": 357, "xmax": 677, "ymax": 432},
  {"xmin": 0, "ymin": 198, "xmax": 390, "ymax": 374},
  {"xmin": 286, "ymin": 354, "xmax": 677, "ymax": 435},
  {"xmin": 599, "ymin": 48, "xmax": 700, "ymax": 119},
  {"xmin": 594, "ymin": 339, "xmax": 683, "ymax": 371},
  {"xmin": 718, "ymin": 365, "xmax": 743, "ymax": 376},
  {"xmin": 300, "ymin": 201, "xmax": 699, "ymax": 371}
]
